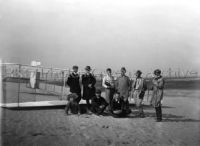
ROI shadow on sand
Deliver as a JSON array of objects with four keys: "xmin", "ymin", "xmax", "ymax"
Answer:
[
  {"xmin": 129, "ymin": 111, "xmax": 200, "ymax": 122},
  {"xmin": 3, "ymin": 105, "xmax": 200, "ymax": 123}
]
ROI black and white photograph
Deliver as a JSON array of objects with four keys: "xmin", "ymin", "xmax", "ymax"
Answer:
[{"xmin": 0, "ymin": 0, "xmax": 200, "ymax": 146}]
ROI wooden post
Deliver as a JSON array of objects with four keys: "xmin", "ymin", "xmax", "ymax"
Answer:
[
  {"xmin": 17, "ymin": 64, "xmax": 21, "ymax": 107},
  {"xmin": 61, "ymin": 71, "xmax": 64, "ymax": 100},
  {"xmin": 45, "ymin": 73, "xmax": 47, "ymax": 90}
]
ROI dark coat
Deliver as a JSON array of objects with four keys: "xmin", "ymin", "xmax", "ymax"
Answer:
[
  {"xmin": 66, "ymin": 73, "xmax": 81, "ymax": 94},
  {"xmin": 91, "ymin": 96, "xmax": 108, "ymax": 107},
  {"xmin": 91, "ymin": 95, "xmax": 108, "ymax": 114},
  {"xmin": 111, "ymin": 98, "xmax": 124, "ymax": 111},
  {"xmin": 82, "ymin": 73, "xmax": 96, "ymax": 100}
]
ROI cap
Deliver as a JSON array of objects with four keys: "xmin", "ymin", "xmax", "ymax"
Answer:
[
  {"xmin": 135, "ymin": 70, "xmax": 142, "ymax": 75},
  {"xmin": 154, "ymin": 69, "xmax": 161, "ymax": 75},
  {"xmin": 121, "ymin": 67, "xmax": 126, "ymax": 72},
  {"xmin": 85, "ymin": 66, "xmax": 91, "ymax": 71}
]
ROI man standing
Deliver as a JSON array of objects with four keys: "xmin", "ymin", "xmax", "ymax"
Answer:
[
  {"xmin": 82, "ymin": 66, "xmax": 96, "ymax": 113},
  {"xmin": 151, "ymin": 69, "xmax": 165, "ymax": 122},
  {"xmin": 116, "ymin": 67, "xmax": 131, "ymax": 112},
  {"xmin": 102, "ymin": 68, "xmax": 115, "ymax": 110},
  {"xmin": 131, "ymin": 70, "xmax": 147, "ymax": 118},
  {"xmin": 66, "ymin": 65, "xmax": 81, "ymax": 103}
]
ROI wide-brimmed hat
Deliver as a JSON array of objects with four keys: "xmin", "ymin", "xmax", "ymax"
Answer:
[
  {"xmin": 85, "ymin": 66, "xmax": 91, "ymax": 71},
  {"xmin": 135, "ymin": 70, "xmax": 142, "ymax": 75}
]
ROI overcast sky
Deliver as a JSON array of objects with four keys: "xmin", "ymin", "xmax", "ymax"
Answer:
[{"xmin": 0, "ymin": 0, "xmax": 200, "ymax": 73}]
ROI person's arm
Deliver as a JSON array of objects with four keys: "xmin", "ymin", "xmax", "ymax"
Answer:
[
  {"xmin": 81, "ymin": 75, "xmax": 86, "ymax": 86},
  {"xmin": 77, "ymin": 103, "xmax": 81, "ymax": 115},
  {"xmin": 102, "ymin": 76, "xmax": 108, "ymax": 88},
  {"xmin": 128, "ymin": 77, "xmax": 132, "ymax": 91},
  {"xmin": 102, "ymin": 97, "xmax": 108, "ymax": 107},
  {"xmin": 115, "ymin": 77, "xmax": 119, "ymax": 91},
  {"xmin": 142, "ymin": 79, "xmax": 147, "ymax": 91},
  {"xmin": 110, "ymin": 99, "xmax": 114, "ymax": 112},
  {"xmin": 92, "ymin": 75, "xmax": 96, "ymax": 87},
  {"xmin": 66, "ymin": 74, "xmax": 71, "ymax": 87},
  {"xmin": 65, "ymin": 102, "xmax": 70, "ymax": 115},
  {"xmin": 157, "ymin": 78, "xmax": 164, "ymax": 89}
]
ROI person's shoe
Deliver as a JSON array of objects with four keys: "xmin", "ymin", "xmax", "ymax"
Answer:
[
  {"xmin": 139, "ymin": 113, "xmax": 145, "ymax": 118},
  {"xmin": 126, "ymin": 109, "xmax": 131, "ymax": 115},
  {"xmin": 156, "ymin": 119, "xmax": 162, "ymax": 122},
  {"xmin": 87, "ymin": 110, "xmax": 92, "ymax": 114}
]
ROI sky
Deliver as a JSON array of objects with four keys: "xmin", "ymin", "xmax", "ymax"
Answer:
[{"xmin": 0, "ymin": 0, "xmax": 200, "ymax": 73}]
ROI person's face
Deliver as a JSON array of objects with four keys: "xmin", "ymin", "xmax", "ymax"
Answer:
[
  {"xmin": 136, "ymin": 73, "xmax": 141, "ymax": 78},
  {"xmin": 121, "ymin": 70, "xmax": 125, "ymax": 76},
  {"xmin": 69, "ymin": 97, "xmax": 74, "ymax": 102},
  {"xmin": 96, "ymin": 93, "xmax": 101, "ymax": 98},
  {"xmin": 73, "ymin": 68, "xmax": 78, "ymax": 73},
  {"xmin": 114, "ymin": 94, "xmax": 120, "ymax": 100},
  {"xmin": 85, "ymin": 69, "xmax": 90, "ymax": 74},
  {"xmin": 107, "ymin": 70, "xmax": 111, "ymax": 76},
  {"xmin": 154, "ymin": 73, "xmax": 160, "ymax": 78}
]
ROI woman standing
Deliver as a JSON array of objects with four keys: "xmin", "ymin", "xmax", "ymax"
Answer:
[
  {"xmin": 82, "ymin": 66, "xmax": 96, "ymax": 113},
  {"xmin": 151, "ymin": 69, "xmax": 165, "ymax": 122},
  {"xmin": 102, "ymin": 68, "xmax": 115, "ymax": 110}
]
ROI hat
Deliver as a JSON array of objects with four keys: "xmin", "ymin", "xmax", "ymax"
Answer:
[
  {"xmin": 106, "ymin": 68, "xmax": 111, "ymax": 72},
  {"xmin": 72, "ymin": 65, "xmax": 78, "ymax": 69},
  {"xmin": 67, "ymin": 93, "xmax": 78, "ymax": 101},
  {"xmin": 154, "ymin": 69, "xmax": 161, "ymax": 75},
  {"xmin": 121, "ymin": 67, "xmax": 126, "ymax": 72},
  {"xmin": 85, "ymin": 66, "xmax": 91, "ymax": 71},
  {"xmin": 96, "ymin": 89, "xmax": 101, "ymax": 94},
  {"xmin": 135, "ymin": 70, "xmax": 142, "ymax": 75}
]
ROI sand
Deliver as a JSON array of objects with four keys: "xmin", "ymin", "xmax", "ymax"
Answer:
[{"xmin": 1, "ymin": 83, "xmax": 200, "ymax": 146}]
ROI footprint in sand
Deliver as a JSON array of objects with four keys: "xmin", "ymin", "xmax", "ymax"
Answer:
[
  {"xmin": 80, "ymin": 125, "xmax": 87, "ymax": 130},
  {"xmin": 82, "ymin": 133, "xmax": 90, "ymax": 139},
  {"xmin": 102, "ymin": 125, "xmax": 109, "ymax": 129},
  {"xmin": 31, "ymin": 132, "xmax": 44, "ymax": 136},
  {"xmin": 106, "ymin": 139, "xmax": 113, "ymax": 145},
  {"xmin": 122, "ymin": 141, "xmax": 130, "ymax": 145}
]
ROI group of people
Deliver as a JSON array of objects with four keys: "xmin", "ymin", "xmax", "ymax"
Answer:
[{"xmin": 65, "ymin": 65, "xmax": 165, "ymax": 122}]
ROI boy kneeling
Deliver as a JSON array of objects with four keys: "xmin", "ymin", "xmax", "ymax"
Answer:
[
  {"xmin": 65, "ymin": 93, "xmax": 80, "ymax": 115},
  {"xmin": 111, "ymin": 92, "xmax": 129, "ymax": 117},
  {"xmin": 91, "ymin": 89, "xmax": 108, "ymax": 115}
]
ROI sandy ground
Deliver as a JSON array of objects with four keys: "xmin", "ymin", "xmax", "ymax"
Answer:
[{"xmin": 1, "ymin": 83, "xmax": 200, "ymax": 146}]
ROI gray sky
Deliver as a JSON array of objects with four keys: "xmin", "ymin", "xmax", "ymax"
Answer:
[{"xmin": 0, "ymin": 0, "xmax": 200, "ymax": 73}]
